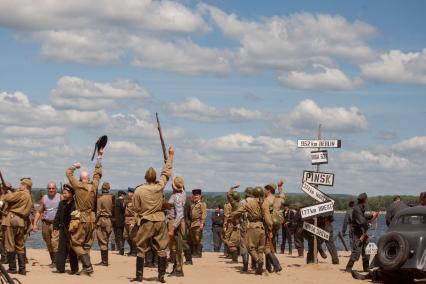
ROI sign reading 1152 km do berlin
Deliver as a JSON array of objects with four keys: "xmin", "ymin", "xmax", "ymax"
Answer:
[{"xmin": 297, "ymin": 139, "xmax": 341, "ymax": 148}]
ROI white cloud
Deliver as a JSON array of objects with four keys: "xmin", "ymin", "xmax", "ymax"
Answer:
[
  {"xmin": 278, "ymin": 65, "xmax": 362, "ymax": 90},
  {"xmin": 2, "ymin": 126, "xmax": 66, "ymax": 137},
  {"xmin": 361, "ymin": 49, "xmax": 426, "ymax": 84},
  {"xmin": 50, "ymin": 76, "xmax": 149, "ymax": 111},
  {"xmin": 275, "ymin": 99, "xmax": 368, "ymax": 134},
  {"xmin": 226, "ymin": 107, "xmax": 267, "ymax": 122},
  {"xmin": 108, "ymin": 141, "xmax": 146, "ymax": 157},
  {"xmin": 393, "ymin": 136, "xmax": 426, "ymax": 154},
  {"xmin": 339, "ymin": 150, "xmax": 409, "ymax": 170}
]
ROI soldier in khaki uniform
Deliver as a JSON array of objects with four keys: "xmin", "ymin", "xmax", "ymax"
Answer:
[
  {"xmin": 66, "ymin": 159, "xmax": 102, "ymax": 275},
  {"xmin": 124, "ymin": 187, "xmax": 137, "ymax": 256},
  {"xmin": 2, "ymin": 178, "xmax": 33, "ymax": 275},
  {"xmin": 262, "ymin": 181, "xmax": 285, "ymax": 273},
  {"xmin": 222, "ymin": 200, "xmax": 232, "ymax": 257},
  {"xmin": 189, "ymin": 189, "xmax": 207, "ymax": 258},
  {"xmin": 231, "ymin": 187, "xmax": 265, "ymax": 275},
  {"xmin": 95, "ymin": 182, "xmax": 114, "ymax": 266},
  {"xmin": 225, "ymin": 185, "xmax": 241, "ymax": 263},
  {"xmin": 132, "ymin": 146, "xmax": 174, "ymax": 283},
  {"xmin": 0, "ymin": 181, "xmax": 13, "ymax": 264}
]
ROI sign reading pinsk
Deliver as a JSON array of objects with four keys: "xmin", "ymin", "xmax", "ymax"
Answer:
[
  {"xmin": 297, "ymin": 139, "xmax": 341, "ymax": 148},
  {"xmin": 300, "ymin": 200, "xmax": 334, "ymax": 220},
  {"xmin": 310, "ymin": 150, "xmax": 328, "ymax": 165},
  {"xmin": 303, "ymin": 170, "xmax": 335, "ymax": 186},
  {"xmin": 303, "ymin": 222, "xmax": 330, "ymax": 241},
  {"xmin": 301, "ymin": 182, "xmax": 334, "ymax": 204}
]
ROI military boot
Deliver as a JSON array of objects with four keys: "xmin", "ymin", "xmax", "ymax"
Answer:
[
  {"xmin": 242, "ymin": 254, "xmax": 249, "ymax": 272},
  {"xmin": 270, "ymin": 253, "xmax": 282, "ymax": 272},
  {"xmin": 78, "ymin": 253, "xmax": 94, "ymax": 275},
  {"xmin": 351, "ymin": 270, "xmax": 371, "ymax": 280},
  {"xmin": 230, "ymin": 251, "xmax": 238, "ymax": 263},
  {"xmin": 131, "ymin": 256, "xmax": 144, "ymax": 282},
  {"xmin": 362, "ymin": 258, "xmax": 370, "ymax": 272},
  {"xmin": 199, "ymin": 244, "xmax": 203, "ymax": 258},
  {"xmin": 183, "ymin": 250, "xmax": 193, "ymax": 265},
  {"xmin": 265, "ymin": 254, "xmax": 273, "ymax": 273},
  {"xmin": 95, "ymin": 250, "xmax": 108, "ymax": 266},
  {"xmin": 345, "ymin": 259, "xmax": 355, "ymax": 273},
  {"xmin": 0, "ymin": 243, "xmax": 8, "ymax": 264},
  {"xmin": 7, "ymin": 252, "xmax": 17, "ymax": 274},
  {"xmin": 158, "ymin": 256, "xmax": 167, "ymax": 283},
  {"xmin": 18, "ymin": 253, "xmax": 26, "ymax": 275},
  {"xmin": 255, "ymin": 259, "xmax": 263, "ymax": 275},
  {"xmin": 251, "ymin": 255, "xmax": 256, "ymax": 270},
  {"xmin": 49, "ymin": 251, "xmax": 56, "ymax": 268},
  {"xmin": 297, "ymin": 248, "xmax": 303, "ymax": 257}
]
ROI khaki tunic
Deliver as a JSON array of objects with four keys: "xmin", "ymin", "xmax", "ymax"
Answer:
[
  {"xmin": 231, "ymin": 197, "xmax": 265, "ymax": 261},
  {"xmin": 226, "ymin": 188, "xmax": 241, "ymax": 252},
  {"xmin": 66, "ymin": 161, "xmax": 102, "ymax": 256},
  {"xmin": 262, "ymin": 189, "xmax": 285, "ymax": 253},
  {"xmin": 2, "ymin": 190, "xmax": 33, "ymax": 253},
  {"xmin": 124, "ymin": 198, "xmax": 136, "ymax": 240},
  {"xmin": 134, "ymin": 158, "xmax": 172, "ymax": 258},
  {"xmin": 96, "ymin": 193, "xmax": 113, "ymax": 251},
  {"xmin": 190, "ymin": 201, "xmax": 207, "ymax": 246}
]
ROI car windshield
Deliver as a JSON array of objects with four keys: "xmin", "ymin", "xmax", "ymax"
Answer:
[{"xmin": 396, "ymin": 214, "xmax": 426, "ymax": 225}]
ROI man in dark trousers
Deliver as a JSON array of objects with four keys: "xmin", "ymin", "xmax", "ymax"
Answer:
[
  {"xmin": 280, "ymin": 204, "xmax": 294, "ymax": 254},
  {"xmin": 345, "ymin": 193, "xmax": 379, "ymax": 273},
  {"xmin": 211, "ymin": 205, "xmax": 224, "ymax": 252},
  {"xmin": 113, "ymin": 190, "xmax": 126, "ymax": 255},
  {"xmin": 293, "ymin": 203, "xmax": 304, "ymax": 257},
  {"xmin": 319, "ymin": 215, "xmax": 339, "ymax": 264},
  {"xmin": 53, "ymin": 184, "xmax": 78, "ymax": 274},
  {"xmin": 341, "ymin": 201, "xmax": 355, "ymax": 249},
  {"xmin": 385, "ymin": 195, "xmax": 408, "ymax": 227}
]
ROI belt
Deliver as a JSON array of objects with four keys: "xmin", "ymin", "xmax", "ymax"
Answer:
[{"xmin": 42, "ymin": 219, "xmax": 54, "ymax": 224}]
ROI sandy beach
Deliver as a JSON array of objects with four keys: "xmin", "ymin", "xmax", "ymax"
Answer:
[{"xmin": 7, "ymin": 249, "xmax": 373, "ymax": 284}]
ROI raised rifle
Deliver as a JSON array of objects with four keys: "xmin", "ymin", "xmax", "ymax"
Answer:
[
  {"xmin": 156, "ymin": 112, "xmax": 168, "ymax": 163},
  {"xmin": 0, "ymin": 170, "xmax": 5, "ymax": 188}
]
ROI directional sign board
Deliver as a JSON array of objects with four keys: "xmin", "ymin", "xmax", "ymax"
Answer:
[
  {"xmin": 301, "ymin": 182, "xmax": 334, "ymax": 204},
  {"xmin": 303, "ymin": 170, "xmax": 335, "ymax": 186},
  {"xmin": 311, "ymin": 150, "xmax": 328, "ymax": 165},
  {"xmin": 303, "ymin": 222, "xmax": 330, "ymax": 241},
  {"xmin": 366, "ymin": 243, "xmax": 378, "ymax": 255},
  {"xmin": 298, "ymin": 139, "xmax": 341, "ymax": 148},
  {"xmin": 300, "ymin": 200, "xmax": 334, "ymax": 220}
]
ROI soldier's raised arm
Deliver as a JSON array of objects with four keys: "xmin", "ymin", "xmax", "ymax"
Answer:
[
  {"xmin": 277, "ymin": 179, "xmax": 285, "ymax": 202},
  {"xmin": 92, "ymin": 161, "xmax": 103, "ymax": 190},
  {"xmin": 157, "ymin": 146, "xmax": 174, "ymax": 189},
  {"xmin": 66, "ymin": 162, "xmax": 81, "ymax": 189}
]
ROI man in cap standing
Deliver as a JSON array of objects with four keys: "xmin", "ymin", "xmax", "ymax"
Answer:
[
  {"xmin": 113, "ymin": 190, "xmax": 126, "ymax": 255},
  {"xmin": 166, "ymin": 176, "xmax": 186, "ymax": 277},
  {"xmin": 2, "ymin": 177, "xmax": 33, "ymax": 275},
  {"xmin": 345, "ymin": 193, "xmax": 379, "ymax": 273},
  {"xmin": 211, "ymin": 205, "xmax": 224, "ymax": 252},
  {"xmin": 190, "ymin": 189, "xmax": 207, "ymax": 258},
  {"xmin": 95, "ymin": 182, "xmax": 115, "ymax": 266},
  {"xmin": 342, "ymin": 201, "xmax": 355, "ymax": 249},
  {"xmin": 124, "ymin": 187, "xmax": 137, "ymax": 256},
  {"xmin": 32, "ymin": 182, "xmax": 61, "ymax": 267},
  {"xmin": 132, "ymin": 146, "xmax": 174, "ymax": 283},
  {"xmin": 66, "ymin": 157, "xmax": 102, "ymax": 275}
]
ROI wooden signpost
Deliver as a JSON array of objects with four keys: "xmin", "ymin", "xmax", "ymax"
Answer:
[{"xmin": 297, "ymin": 125, "xmax": 341, "ymax": 264}]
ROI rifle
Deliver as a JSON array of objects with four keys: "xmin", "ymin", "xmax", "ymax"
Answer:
[
  {"xmin": 0, "ymin": 170, "xmax": 5, "ymax": 188},
  {"xmin": 156, "ymin": 112, "xmax": 168, "ymax": 163}
]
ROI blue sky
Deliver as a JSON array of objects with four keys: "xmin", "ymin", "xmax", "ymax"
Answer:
[{"xmin": 0, "ymin": 0, "xmax": 425, "ymax": 196}]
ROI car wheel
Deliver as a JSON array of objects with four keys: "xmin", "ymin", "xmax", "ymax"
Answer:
[{"xmin": 377, "ymin": 232, "xmax": 409, "ymax": 270}]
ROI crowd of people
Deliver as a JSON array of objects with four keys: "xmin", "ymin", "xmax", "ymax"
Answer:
[{"xmin": 0, "ymin": 144, "xmax": 425, "ymax": 283}]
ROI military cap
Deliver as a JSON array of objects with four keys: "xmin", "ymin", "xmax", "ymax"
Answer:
[
  {"xmin": 192, "ymin": 189, "xmax": 202, "ymax": 195},
  {"xmin": 244, "ymin": 187, "xmax": 254, "ymax": 198},
  {"xmin": 20, "ymin": 177, "xmax": 32, "ymax": 188},
  {"xmin": 265, "ymin": 183, "xmax": 277, "ymax": 194},
  {"xmin": 102, "ymin": 182, "xmax": 110, "ymax": 191},
  {"xmin": 128, "ymin": 187, "xmax": 135, "ymax": 193},
  {"xmin": 118, "ymin": 190, "xmax": 126, "ymax": 196},
  {"xmin": 358, "ymin": 192, "xmax": 368, "ymax": 201},
  {"xmin": 172, "ymin": 176, "xmax": 184, "ymax": 190},
  {"xmin": 62, "ymin": 184, "xmax": 75, "ymax": 195},
  {"xmin": 145, "ymin": 167, "xmax": 157, "ymax": 183}
]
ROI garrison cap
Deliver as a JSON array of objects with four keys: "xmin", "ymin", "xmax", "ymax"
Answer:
[
  {"xmin": 192, "ymin": 189, "xmax": 202, "ymax": 195},
  {"xmin": 102, "ymin": 182, "xmax": 110, "ymax": 191},
  {"xmin": 20, "ymin": 177, "xmax": 32, "ymax": 188},
  {"xmin": 358, "ymin": 192, "xmax": 368, "ymax": 201},
  {"xmin": 145, "ymin": 167, "xmax": 157, "ymax": 183},
  {"xmin": 172, "ymin": 176, "xmax": 184, "ymax": 190},
  {"xmin": 128, "ymin": 187, "xmax": 135, "ymax": 193},
  {"xmin": 62, "ymin": 184, "xmax": 75, "ymax": 195}
]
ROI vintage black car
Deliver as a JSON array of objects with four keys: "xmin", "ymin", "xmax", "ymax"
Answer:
[{"xmin": 373, "ymin": 206, "xmax": 426, "ymax": 283}]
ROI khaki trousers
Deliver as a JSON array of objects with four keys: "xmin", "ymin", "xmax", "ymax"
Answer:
[
  {"xmin": 70, "ymin": 221, "xmax": 95, "ymax": 257},
  {"xmin": 168, "ymin": 220, "xmax": 186, "ymax": 272},
  {"xmin": 135, "ymin": 220, "xmax": 169, "ymax": 258},
  {"xmin": 42, "ymin": 221, "xmax": 59, "ymax": 253},
  {"xmin": 3, "ymin": 225, "xmax": 26, "ymax": 254},
  {"xmin": 96, "ymin": 217, "xmax": 112, "ymax": 251}
]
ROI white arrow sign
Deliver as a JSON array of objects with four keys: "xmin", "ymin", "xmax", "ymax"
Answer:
[
  {"xmin": 298, "ymin": 139, "xmax": 341, "ymax": 148},
  {"xmin": 311, "ymin": 150, "xmax": 328, "ymax": 165},
  {"xmin": 301, "ymin": 182, "xmax": 334, "ymax": 204},
  {"xmin": 303, "ymin": 222, "xmax": 330, "ymax": 241},
  {"xmin": 303, "ymin": 170, "xmax": 335, "ymax": 186},
  {"xmin": 365, "ymin": 242, "xmax": 378, "ymax": 255},
  {"xmin": 300, "ymin": 201, "xmax": 334, "ymax": 220}
]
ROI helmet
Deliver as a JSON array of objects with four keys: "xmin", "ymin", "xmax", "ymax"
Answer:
[
  {"xmin": 231, "ymin": 191, "xmax": 241, "ymax": 201},
  {"xmin": 252, "ymin": 186, "xmax": 264, "ymax": 198},
  {"xmin": 244, "ymin": 187, "xmax": 254, "ymax": 198}
]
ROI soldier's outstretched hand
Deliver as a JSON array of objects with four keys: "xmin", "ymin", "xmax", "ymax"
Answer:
[
  {"xmin": 73, "ymin": 162, "xmax": 81, "ymax": 169},
  {"xmin": 278, "ymin": 179, "xmax": 284, "ymax": 187},
  {"xmin": 169, "ymin": 145, "xmax": 175, "ymax": 156}
]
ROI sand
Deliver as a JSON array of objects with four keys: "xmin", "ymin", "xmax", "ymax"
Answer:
[{"xmin": 3, "ymin": 249, "xmax": 379, "ymax": 284}]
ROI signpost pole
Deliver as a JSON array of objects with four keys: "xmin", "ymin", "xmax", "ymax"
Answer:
[{"xmin": 313, "ymin": 124, "xmax": 322, "ymax": 264}]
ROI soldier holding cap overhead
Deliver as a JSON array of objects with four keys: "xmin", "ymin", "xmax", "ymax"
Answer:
[
  {"xmin": 95, "ymin": 182, "xmax": 115, "ymax": 266},
  {"xmin": 132, "ymin": 146, "xmax": 174, "ymax": 283},
  {"xmin": 66, "ymin": 155, "xmax": 103, "ymax": 275},
  {"xmin": 124, "ymin": 187, "xmax": 137, "ymax": 256},
  {"xmin": 190, "ymin": 188, "xmax": 207, "ymax": 258},
  {"xmin": 2, "ymin": 177, "xmax": 33, "ymax": 275}
]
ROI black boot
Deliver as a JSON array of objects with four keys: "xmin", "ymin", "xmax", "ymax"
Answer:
[
  {"xmin": 242, "ymin": 254, "xmax": 249, "ymax": 272},
  {"xmin": 184, "ymin": 250, "xmax": 193, "ymax": 265},
  {"xmin": 351, "ymin": 270, "xmax": 371, "ymax": 280},
  {"xmin": 131, "ymin": 256, "xmax": 144, "ymax": 282},
  {"xmin": 158, "ymin": 256, "xmax": 167, "ymax": 283},
  {"xmin": 18, "ymin": 253, "xmax": 26, "ymax": 275},
  {"xmin": 251, "ymin": 255, "xmax": 256, "ymax": 270},
  {"xmin": 95, "ymin": 250, "xmax": 108, "ymax": 266},
  {"xmin": 270, "ymin": 253, "xmax": 282, "ymax": 272},
  {"xmin": 297, "ymin": 248, "xmax": 303, "ymax": 257},
  {"xmin": 199, "ymin": 244, "xmax": 203, "ymax": 258},
  {"xmin": 0, "ymin": 242, "xmax": 6, "ymax": 264},
  {"xmin": 7, "ymin": 252, "xmax": 17, "ymax": 274},
  {"xmin": 49, "ymin": 251, "xmax": 56, "ymax": 268},
  {"xmin": 345, "ymin": 259, "xmax": 355, "ymax": 273},
  {"xmin": 79, "ymin": 254, "xmax": 94, "ymax": 275},
  {"xmin": 265, "ymin": 254, "xmax": 273, "ymax": 273},
  {"xmin": 255, "ymin": 259, "xmax": 263, "ymax": 275},
  {"xmin": 362, "ymin": 258, "xmax": 370, "ymax": 272},
  {"xmin": 230, "ymin": 251, "xmax": 238, "ymax": 263}
]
